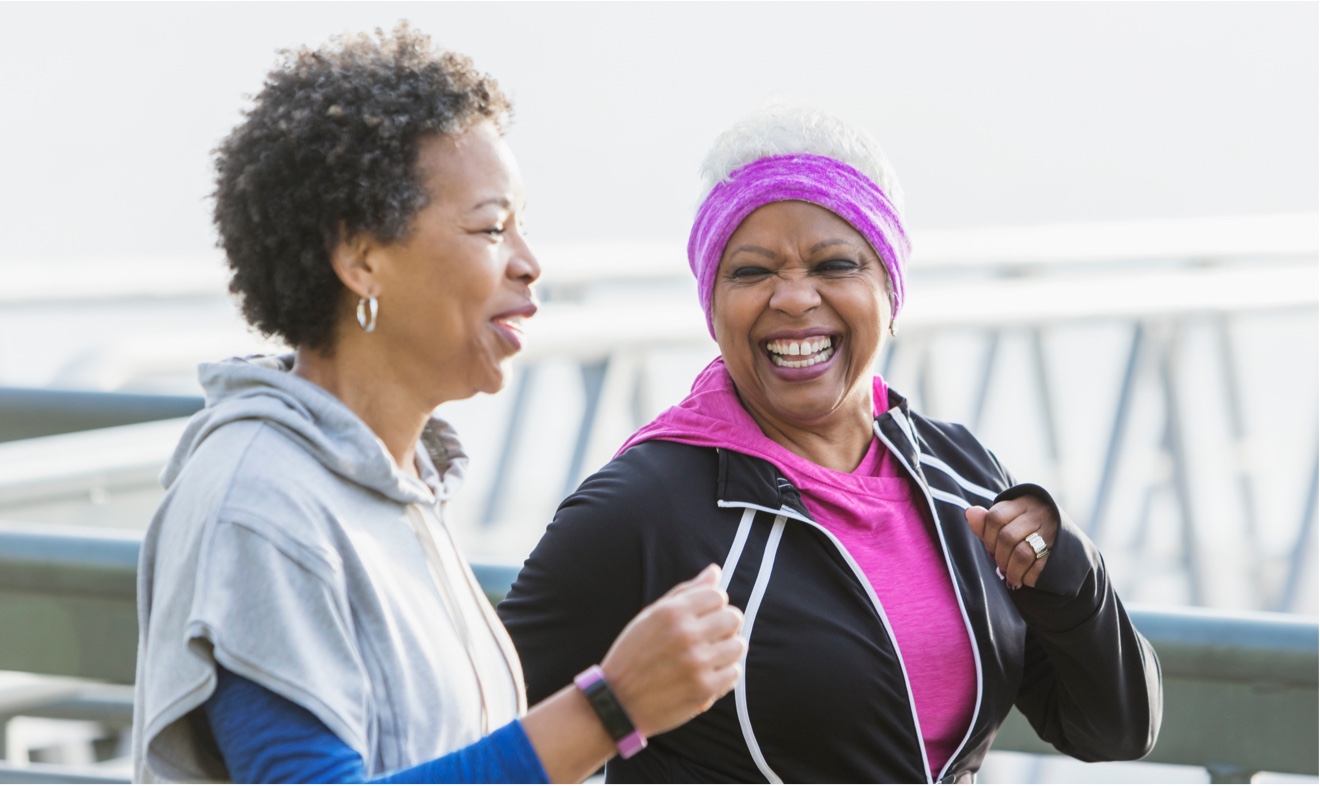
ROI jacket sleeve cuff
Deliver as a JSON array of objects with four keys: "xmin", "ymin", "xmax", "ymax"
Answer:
[{"xmin": 994, "ymin": 482, "xmax": 1107, "ymax": 631}]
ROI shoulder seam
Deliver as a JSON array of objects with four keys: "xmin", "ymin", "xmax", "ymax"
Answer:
[{"xmin": 208, "ymin": 422, "xmax": 345, "ymax": 581}]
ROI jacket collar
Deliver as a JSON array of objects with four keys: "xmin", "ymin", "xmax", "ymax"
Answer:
[
  {"xmin": 714, "ymin": 384, "xmax": 925, "ymax": 519},
  {"xmin": 875, "ymin": 386, "xmax": 926, "ymax": 480},
  {"xmin": 715, "ymin": 447, "xmax": 813, "ymax": 520}
]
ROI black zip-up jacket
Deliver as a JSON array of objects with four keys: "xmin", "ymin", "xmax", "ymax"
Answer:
[{"xmin": 499, "ymin": 393, "xmax": 1162, "ymax": 783}]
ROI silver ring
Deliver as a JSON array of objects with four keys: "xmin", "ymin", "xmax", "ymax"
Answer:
[{"xmin": 1025, "ymin": 532, "xmax": 1050, "ymax": 560}]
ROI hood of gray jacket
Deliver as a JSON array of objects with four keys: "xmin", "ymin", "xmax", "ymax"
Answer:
[{"xmin": 160, "ymin": 354, "xmax": 466, "ymax": 506}]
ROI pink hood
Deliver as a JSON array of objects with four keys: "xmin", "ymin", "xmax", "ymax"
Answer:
[{"xmin": 617, "ymin": 357, "xmax": 890, "ymax": 489}]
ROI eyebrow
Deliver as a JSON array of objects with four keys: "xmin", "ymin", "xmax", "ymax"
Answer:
[
  {"xmin": 808, "ymin": 238, "xmax": 859, "ymax": 254},
  {"xmin": 726, "ymin": 244, "xmax": 778, "ymax": 260},
  {"xmin": 470, "ymin": 196, "xmax": 513, "ymax": 212},
  {"xmin": 727, "ymin": 238, "xmax": 862, "ymax": 261}
]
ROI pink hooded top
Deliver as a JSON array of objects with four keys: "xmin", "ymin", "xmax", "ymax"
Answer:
[{"xmin": 618, "ymin": 358, "xmax": 977, "ymax": 773}]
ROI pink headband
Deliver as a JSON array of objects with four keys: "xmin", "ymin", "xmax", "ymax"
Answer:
[{"xmin": 687, "ymin": 153, "xmax": 910, "ymax": 339}]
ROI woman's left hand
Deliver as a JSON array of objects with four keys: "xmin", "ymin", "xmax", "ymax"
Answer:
[{"xmin": 964, "ymin": 496, "xmax": 1058, "ymax": 590}]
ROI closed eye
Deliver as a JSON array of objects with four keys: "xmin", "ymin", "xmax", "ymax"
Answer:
[
  {"xmin": 729, "ymin": 265, "xmax": 772, "ymax": 280},
  {"xmin": 815, "ymin": 259, "xmax": 860, "ymax": 275}
]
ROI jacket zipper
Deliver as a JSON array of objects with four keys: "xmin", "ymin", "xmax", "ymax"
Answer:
[
  {"xmin": 405, "ymin": 504, "xmax": 493, "ymax": 734},
  {"xmin": 873, "ymin": 412, "xmax": 985, "ymax": 782},
  {"xmin": 717, "ymin": 409, "xmax": 989, "ymax": 783},
  {"xmin": 429, "ymin": 500, "xmax": 529, "ymax": 716},
  {"xmin": 715, "ymin": 497, "xmax": 936, "ymax": 784}
]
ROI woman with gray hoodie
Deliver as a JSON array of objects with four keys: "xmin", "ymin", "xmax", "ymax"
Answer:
[{"xmin": 131, "ymin": 25, "xmax": 745, "ymax": 784}]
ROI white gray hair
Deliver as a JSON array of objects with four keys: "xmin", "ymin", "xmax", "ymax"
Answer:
[{"xmin": 697, "ymin": 103, "xmax": 906, "ymax": 220}]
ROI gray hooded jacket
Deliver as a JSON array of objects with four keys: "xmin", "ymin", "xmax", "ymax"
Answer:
[{"xmin": 132, "ymin": 355, "xmax": 525, "ymax": 782}]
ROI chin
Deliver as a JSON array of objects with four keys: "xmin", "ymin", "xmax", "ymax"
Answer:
[
  {"xmin": 770, "ymin": 390, "xmax": 851, "ymax": 424},
  {"xmin": 473, "ymin": 379, "xmax": 505, "ymax": 398},
  {"xmin": 475, "ymin": 362, "xmax": 511, "ymax": 397}
]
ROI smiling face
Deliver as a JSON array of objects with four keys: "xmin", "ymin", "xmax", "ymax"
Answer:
[
  {"xmin": 362, "ymin": 122, "xmax": 539, "ymax": 405},
  {"xmin": 712, "ymin": 200, "xmax": 890, "ymax": 435}
]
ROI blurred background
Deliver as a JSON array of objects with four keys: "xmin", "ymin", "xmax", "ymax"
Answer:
[{"xmin": 0, "ymin": 2, "xmax": 1315, "ymax": 783}]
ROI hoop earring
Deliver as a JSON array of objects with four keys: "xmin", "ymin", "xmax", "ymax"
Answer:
[{"xmin": 356, "ymin": 295, "xmax": 378, "ymax": 333}]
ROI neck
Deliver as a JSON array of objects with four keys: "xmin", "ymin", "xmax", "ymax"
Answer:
[
  {"xmin": 292, "ymin": 330, "xmax": 432, "ymax": 478},
  {"xmin": 738, "ymin": 386, "xmax": 875, "ymax": 473}
]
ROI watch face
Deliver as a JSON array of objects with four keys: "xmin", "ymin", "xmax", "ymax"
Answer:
[{"xmin": 575, "ymin": 666, "xmax": 640, "ymax": 750}]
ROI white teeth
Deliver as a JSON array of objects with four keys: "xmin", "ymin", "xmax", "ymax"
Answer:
[
  {"xmin": 494, "ymin": 316, "xmax": 523, "ymax": 333},
  {"xmin": 765, "ymin": 336, "xmax": 833, "ymax": 357},
  {"xmin": 769, "ymin": 343, "xmax": 836, "ymax": 368}
]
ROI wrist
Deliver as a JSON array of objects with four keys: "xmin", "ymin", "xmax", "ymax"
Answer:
[{"xmin": 574, "ymin": 665, "xmax": 647, "ymax": 759}]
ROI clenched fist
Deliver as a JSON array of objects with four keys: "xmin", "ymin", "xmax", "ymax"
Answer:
[
  {"xmin": 965, "ymin": 495, "xmax": 1058, "ymax": 590},
  {"xmin": 600, "ymin": 565, "xmax": 746, "ymax": 737}
]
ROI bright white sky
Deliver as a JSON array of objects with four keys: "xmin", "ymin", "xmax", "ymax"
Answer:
[{"xmin": 0, "ymin": 2, "xmax": 1315, "ymax": 263}]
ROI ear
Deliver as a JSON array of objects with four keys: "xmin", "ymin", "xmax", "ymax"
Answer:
[{"xmin": 329, "ymin": 226, "xmax": 383, "ymax": 300}]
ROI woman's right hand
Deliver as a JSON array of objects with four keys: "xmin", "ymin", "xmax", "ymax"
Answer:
[
  {"xmin": 519, "ymin": 564, "xmax": 744, "ymax": 782},
  {"xmin": 599, "ymin": 564, "xmax": 746, "ymax": 737}
]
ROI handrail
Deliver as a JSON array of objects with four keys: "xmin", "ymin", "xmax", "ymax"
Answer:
[
  {"xmin": 0, "ymin": 419, "xmax": 189, "ymax": 509},
  {"xmin": 0, "ymin": 387, "xmax": 202, "ymax": 444},
  {"xmin": 0, "ymin": 523, "xmax": 139, "ymax": 599},
  {"xmin": 0, "ymin": 523, "xmax": 1315, "ymax": 782},
  {"xmin": 1131, "ymin": 604, "xmax": 1317, "ymax": 686},
  {"xmin": 990, "ymin": 605, "xmax": 1319, "ymax": 780},
  {"xmin": 0, "ymin": 761, "xmax": 130, "ymax": 784}
]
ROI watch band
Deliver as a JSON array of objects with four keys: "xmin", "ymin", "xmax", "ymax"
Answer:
[{"xmin": 574, "ymin": 665, "xmax": 647, "ymax": 759}]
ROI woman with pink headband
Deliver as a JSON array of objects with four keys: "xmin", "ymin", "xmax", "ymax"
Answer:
[{"xmin": 500, "ymin": 105, "xmax": 1161, "ymax": 783}]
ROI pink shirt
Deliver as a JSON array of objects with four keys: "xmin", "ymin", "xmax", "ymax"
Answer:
[
  {"xmin": 797, "ymin": 433, "xmax": 978, "ymax": 774},
  {"xmin": 618, "ymin": 359, "xmax": 978, "ymax": 775}
]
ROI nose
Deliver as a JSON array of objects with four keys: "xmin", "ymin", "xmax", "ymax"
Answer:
[
  {"xmin": 768, "ymin": 271, "xmax": 820, "ymax": 316},
  {"xmin": 508, "ymin": 230, "xmax": 541, "ymax": 285}
]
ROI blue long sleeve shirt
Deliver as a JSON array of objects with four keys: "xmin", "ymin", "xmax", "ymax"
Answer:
[{"xmin": 204, "ymin": 665, "xmax": 549, "ymax": 784}]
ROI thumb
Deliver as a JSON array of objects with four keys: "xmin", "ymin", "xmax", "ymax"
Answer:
[{"xmin": 964, "ymin": 506, "xmax": 987, "ymax": 539}]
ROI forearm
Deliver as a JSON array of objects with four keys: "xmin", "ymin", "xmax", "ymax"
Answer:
[
  {"xmin": 376, "ymin": 722, "xmax": 548, "ymax": 784},
  {"xmin": 520, "ymin": 684, "xmax": 618, "ymax": 784},
  {"xmin": 206, "ymin": 665, "xmax": 550, "ymax": 783},
  {"xmin": 1004, "ymin": 489, "xmax": 1162, "ymax": 759}
]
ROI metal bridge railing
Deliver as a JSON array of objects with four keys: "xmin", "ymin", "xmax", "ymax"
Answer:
[
  {"xmin": 1, "ymin": 218, "xmax": 1314, "ymax": 612},
  {"xmin": 0, "ymin": 522, "xmax": 1315, "ymax": 783},
  {"xmin": 0, "ymin": 214, "xmax": 1314, "ymax": 779}
]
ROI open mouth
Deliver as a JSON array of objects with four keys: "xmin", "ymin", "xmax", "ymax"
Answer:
[
  {"xmin": 491, "ymin": 302, "xmax": 537, "ymax": 340},
  {"xmin": 492, "ymin": 314, "xmax": 525, "ymax": 336},
  {"xmin": 764, "ymin": 336, "xmax": 836, "ymax": 369},
  {"xmin": 490, "ymin": 304, "xmax": 536, "ymax": 352}
]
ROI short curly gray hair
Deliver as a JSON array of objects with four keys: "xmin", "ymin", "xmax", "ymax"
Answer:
[{"xmin": 697, "ymin": 103, "xmax": 905, "ymax": 220}]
